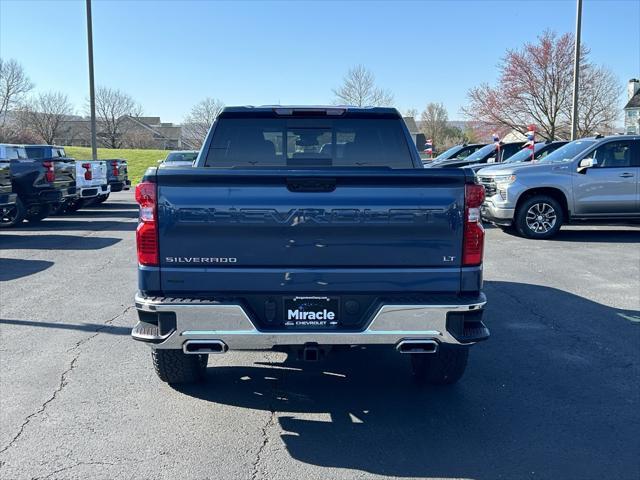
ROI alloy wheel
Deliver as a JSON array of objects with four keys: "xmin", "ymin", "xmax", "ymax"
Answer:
[
  {"xmin": 0, "ymin": 205, "xmax": 18, "ymax": 225},
  {"xmin": 525, "ymin": 202, "xmax": 557, "ymax": 234}
]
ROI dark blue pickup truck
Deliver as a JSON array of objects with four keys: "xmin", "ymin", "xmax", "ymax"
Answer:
[{"xmin": 132, "ymin": 106, "xmax": 488, "ymax": 386}]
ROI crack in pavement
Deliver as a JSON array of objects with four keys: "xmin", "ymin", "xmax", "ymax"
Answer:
[
  {"xmin": 0, "ymin": 305, "xmax": 134, "ymax": 457},
  {"xmin": 35, "ymin": 460, "xmax": 116, "ymax": 480},
  {"xmin": 251, "ymin": 410, "xmax": 277, "ymax": 480},
  {"xmin": 250, "ymin": 353, "xmax": 280, "ymax": 480},
  {"xmin": 65, "ymin": 306, "xmax": 134, "ymax": 353}
]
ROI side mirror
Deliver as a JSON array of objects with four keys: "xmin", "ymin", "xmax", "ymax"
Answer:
[
  {"xmin": 157, "ymin": 159, "xmax": 163, "ymax": 164},
  {"xmin": 577, "ymin": 157, "xmax": 597, "ymax": 173}
]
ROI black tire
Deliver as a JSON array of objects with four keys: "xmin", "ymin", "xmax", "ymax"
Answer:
[
  {"xmin": 514, "ymin": 195, "xmax": 564, "ymax": 239},
  {"xmin": 95, "ymin": 193, "xmax": 110, "ymax": 204},
  {"xmin": 499, "ymin": 225, "xmax": 516, "ymax": 235},
  {"xmin": 0, "ymin": 197, "xmax": 26, "ymax": 228},
  {"xmin": 25, "ymin": 203, "xmax": 52, "ymax": 223},
  {"xmin": 50, "ymin": 202, "xmax": 66, "ymax": 215},
  {"xmin": 65, "ymin": 199, "xmax": 85, "ymax": 212},
  {"xmin": 152, "ymin": 349, "xmax": 207, "ymax": 385},
  {"xmin": 410, "ymin": 345, "xmax": 469, "ymax": 385}
]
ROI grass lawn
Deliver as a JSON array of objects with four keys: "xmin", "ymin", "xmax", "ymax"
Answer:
[{"xmin": 64, "ymin": 146, "xmax": 168, "ymax": 185}]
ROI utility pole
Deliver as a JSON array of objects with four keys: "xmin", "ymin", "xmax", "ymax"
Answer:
[
  {"xmin": 86, "ymin": 0, "xmax": 98, "ymax": 160},
  {"xmin": 571, "ymin": 0, "xmax": 583, "ymax": 140}
]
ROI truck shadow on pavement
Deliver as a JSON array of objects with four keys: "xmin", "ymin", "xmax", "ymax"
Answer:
[
  {"xmin": 549, "ymin": 228, "xmax": 640, "ymax": 243},
  {"xmin": 0, "ymin": 318, "xmax": 131, "ymax": 336},
  {"xmin": 498, "ymin": 226, "xmax": 640, "ymax": 243},
  {"xmin": 178, "ymin": 281, "xmax": 640, "ymax": 480},
  {"xmin": 9, "ymin": 219, "xmax": 137, "ymax": 232},
  {"xmin": 60, "ymin": 209, "xmax": 139, "ymax": 219},
  {"xmin": 0, "ymin": 234, "xmax": 121, "ymax": 250},
  {"xmin": 0, "ymin": 258, "xmax": 54, "ymax": 281}
]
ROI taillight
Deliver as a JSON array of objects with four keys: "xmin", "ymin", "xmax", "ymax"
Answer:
[
  {"xmin": 462, "ymin": 183, "xmax": 485, "ymax": 266},
  {"xmin": 43, "ymin": 161, "xmax": 55, "ymax": 183},
  {"xmin": 82, "ymin": 162, "xmax": 92, "ymax": 180},
  {"xmin": 135, "ymin": 181, "xmax": 158, "ymax": 266},
  {"xmin": 111, "ymin": 161, "xmax": 119, "ymax": 176}
]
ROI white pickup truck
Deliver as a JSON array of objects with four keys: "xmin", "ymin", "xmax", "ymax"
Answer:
[{"xmin": 69, "ymin": 159, "xmax": 110, "ymax": 209}]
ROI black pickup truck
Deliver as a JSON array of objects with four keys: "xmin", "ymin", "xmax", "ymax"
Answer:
[
  {"xmin": 0, "ymin": 144, "xmax": 76, "ymax": 226},
  {"xmin": 105, "ymin": 159, "xmax": 131, "ymax": 194}
]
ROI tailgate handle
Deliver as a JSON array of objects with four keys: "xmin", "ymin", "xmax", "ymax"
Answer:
[{"xmin": 286, "ymin": 178, "xmax": 336, "ymax": 193}]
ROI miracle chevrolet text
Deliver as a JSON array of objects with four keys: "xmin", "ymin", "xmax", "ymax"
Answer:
[{"xmin": 132, "ymin": 106, "xmax": 489, "ymax": 386}]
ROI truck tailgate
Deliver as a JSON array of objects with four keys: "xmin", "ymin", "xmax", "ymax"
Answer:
[
  {"xmin": 153, "ymin": 169, "xmax": 467, "ymax": 294},
  {"xmin": 53, "ymin": 159, "xmax": 76, "ymax": 190},
  {"xmin": 0, "ymin": 161, "xmax": 11, "ymax": 195}
]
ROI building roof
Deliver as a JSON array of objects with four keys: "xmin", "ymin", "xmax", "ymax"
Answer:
[
  {"xmin": 402, "ymin": 116, "xmax": 419, "ymax": 134},
  {"xmin": 624, "ymin": 90, "xmax": 640, "ymax": 109}
]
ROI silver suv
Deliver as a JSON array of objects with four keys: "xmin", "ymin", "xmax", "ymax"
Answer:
[{"xmin": 477, "ymin": 135, "xmax": 640, "ymax": 239}]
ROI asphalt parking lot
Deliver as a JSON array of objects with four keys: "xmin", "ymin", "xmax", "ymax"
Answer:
[{"xmin": 0, "ymin": 191, "xmax": 639, "ymax": 480}]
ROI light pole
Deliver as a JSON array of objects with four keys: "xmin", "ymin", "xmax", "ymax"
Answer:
[
  {"xmin": 86, "ymin": 0, "xmax": 98, "ymax": 160},
  {"xmin": 571, "ymin": 0, "xmax": 583, "ymax": 140}
]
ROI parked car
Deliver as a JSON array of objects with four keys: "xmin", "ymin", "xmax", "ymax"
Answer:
[
  {"xmin": 424, "ymin": 143, "xmax": 487, "ymax": 166},
  {"xmin": 477, "ymin": 135, "xmax": 640, "ymax": 239},
  {"xmin": 464, "ymin": 141, "xmax": 569, "ymax": 175},
  {"xmin": 427, "ymin": 142, "xmax": 525, "ymax": 169},
  {"xmin": 0, "ymin": 144, "xmax": 76, "ymax": 225},
  {"xmin": 104, "ymin": 159, "xmax": 131, "ymax": 197},
  {"xmin": 0, "ymin": 158, "xmax": 18, "ymax": 227},
  {"xmin": 500, "ymin": 140, "xmax": 569, "ymax": 165},
  {"xmin": 160, "ymin": 150, "xmax": 198, "ymax": 166},
  {"xmin": 24, "ymin": 145, "xmax": 110, "ymax": 211},
  {"xmin": 132, "ymin": 106, "xmax": 489, "ymax": 386}
]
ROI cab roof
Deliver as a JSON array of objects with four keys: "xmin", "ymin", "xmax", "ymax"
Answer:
[{"xmin": 219, "ymin": 105, "xmax": 401, "ymax": 118}]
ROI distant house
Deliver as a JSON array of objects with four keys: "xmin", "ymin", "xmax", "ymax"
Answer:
[
  {"xmin": 624, "ymin": 78, "xmax": 640, "ymax": 135},
  {"xmin": 403, "ymin": 116, "xmax": 421, "ymax": 147},
  {"xmin": 54, "ymin": 115, "xmax": 191, "ymax": 150}
]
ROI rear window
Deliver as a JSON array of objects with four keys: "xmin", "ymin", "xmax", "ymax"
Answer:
[
  {"xmin": 24, "ymin": 147, "xmax": 43, "ymax": 159},
  {"xmin": 24, "ymin": 147, "xmax": 65, "ymax": 159},
  {"xmin": 166, "ymin": 152, "xmax": 198, "ymax": 163},
  {"xmin": 204, "ymin": 117, "xmax": 414, "ymax": 168},
  {"xmin": 7, "ymin": 147, "xmax": 28, "ymax": 160}
]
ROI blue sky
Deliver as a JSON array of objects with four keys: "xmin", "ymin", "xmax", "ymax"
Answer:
[{"xmin": 1, "ymin": 0, "xmax": 638, "ymax": 123}]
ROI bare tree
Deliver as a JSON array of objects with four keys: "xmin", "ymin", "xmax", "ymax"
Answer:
[
  {"xmin": 463, "ymin": 31, "xmax": 619, "ymax": 140},
  {"xmin": 0, "ymin": 58, "xmax": 34, "ymax": 129},
  {"xmin": 182, "ymin": 97, "xmax": 225, "ymax": 148},
  {"xmin": 18, "ymin": 91, "xmax": 73, "ymax": 144},
  {"xmin": 333, "ymin": 65, "xmax": 394, "ymax": 107},
  {"xmin": 573, "ymin": 64, "xmax": 620, "ymax": 137},
  {"xmin": 419, "ymin": 103, "xmax": 449, "ymax": 149},
  {"xmin": 91, "ymin": 86, "xmax": 142, "ymax": 148},
  {"xmin": 404, "ymin": 108, "xmax": 418, "ymax": 119}
]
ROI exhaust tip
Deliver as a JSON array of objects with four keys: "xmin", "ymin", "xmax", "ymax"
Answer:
[
  {"xmin": 183, "ymin": 340, "xmax": 228, "ymax": 354},
  {"xmin": 396, "ymin": 340, "xmax": 438, "ymax": 354}
]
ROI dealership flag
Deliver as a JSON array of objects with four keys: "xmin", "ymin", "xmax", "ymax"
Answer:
[
  {"xmin": 492, "ymin": 134, "xmax": 501, "ymax": 162},
  {"xmin": 526, "ymin": 126, "xmax": 536, "ymax": 149},
  {"xmin": 526, "ymin": 125, "xmax": 536, "ymax": 161}
]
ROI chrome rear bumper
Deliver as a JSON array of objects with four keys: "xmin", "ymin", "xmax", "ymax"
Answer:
[{"xmin": 132, "ymin": 293, "xmax": 488, "ymax": 350}]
